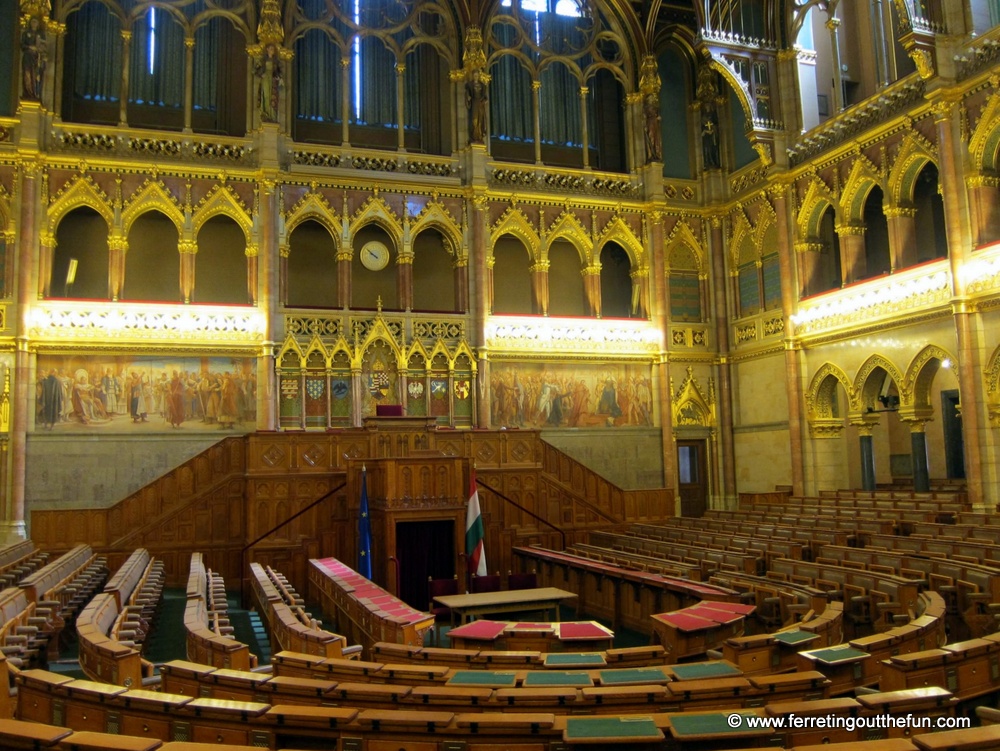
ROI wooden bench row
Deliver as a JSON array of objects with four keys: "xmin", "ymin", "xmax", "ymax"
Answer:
[
  {"xmin": 0, "ymin": 540, "xmax": 48, "ymax": 589},
  {"xmin": 566, "ymin": 542, "xmax": 705, "ymax": 580},
  {"xmin": 707, "ymin": 570, "xmax": 831, "ymax": 630},
  {"xmin": 655, "ymin": 517, "xmax": 852, "ymax": 558},
  {"xmin": 590, "ymin": 529, "xmax": 764, "ymax": 576},
  {"xmin": 769, "ymin": 558, "xmax": 922, "ymax": 634},
  {"xmin": 12, "ymin": 667, "xmax": 972, "ymax": 750},
  {"xmin": 723, "ymin": 600, "xmax": 847, "ymax": 674},
  {"xmin": 76, "ymin": 592, "xmax": 155, "ymax": 689},
  {"xmin": 307, "ymin": 557, "xmax": 435, "ymax": 653},
  {"xmin": 184, "ymin": 554, "xmax": 257, "ymax": 671},
  {"xmin": 249, "ymin": 562, "xmax": 361, "ymax": 660},
  {"xmin": 630, "ymin": 522, "xmax": 805, "ymax": 563},
  {"xmin": 513, "ymin": 545, "xmax": 739, "ymax": 633},
  {"xmin": 0, "ymin": 587, "xmax": 51, "ymax": 669},
  {"xmin": 817, "ymin": 543, "xmax": 1000, "ymax": 636}
]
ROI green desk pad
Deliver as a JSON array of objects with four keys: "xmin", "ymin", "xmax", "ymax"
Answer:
[
  {"xmin": 565, "ymin": 716, "xmax": 663, "ymax": 741},
  {"xmin": 670, "ymin": 712, "xmax": 766, "ymax": 737},
  {"xmin": 806, "ymin": 646, "xmax": 869, "ymax": 664},
  {"xmin": 773, "ymin": 630, "xmax": 820, "ymax": 646},
  {"xmin": 522, "ymin": 670, "xmax": 593, "ymax": 687},
  {"xmin": 669, "ymin": 662, "xmax": 742, "ymax": 680},
  {"xmin": 543, "ymin": 652, "xmax": 606, "ymax": 667},
  {"xmin": 447, "ymin": 670, "xmax": 517, "ymax": 687},
  {"xmin": 597, "ymin": 667, "xmax": 671, "ymax": 685}
]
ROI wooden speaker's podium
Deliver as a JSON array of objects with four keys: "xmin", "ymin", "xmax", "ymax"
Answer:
[
  {"xmin": 349, "ymin": 446, "xmax": 468, "ymax": 604},
  {"xmin": 363, "ymin": 408, "xmax": 439, "ymax": 458}
]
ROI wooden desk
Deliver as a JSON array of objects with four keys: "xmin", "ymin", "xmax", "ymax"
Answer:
[
  {"xmin": 434, "ymin": 587, "xmax": 579, "ymax": 625},
  {"xmin": 564, "ymin": 716, "xmax": 664, "ymax": 744}
]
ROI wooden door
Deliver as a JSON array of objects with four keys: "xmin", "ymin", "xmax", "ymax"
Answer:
[{"xmin": 677, "ymin": 440, "xmax": 707, "ymax": 517}]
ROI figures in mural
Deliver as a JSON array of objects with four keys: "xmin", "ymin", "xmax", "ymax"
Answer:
[
  {"xmin": 39, "ymin": 370, "xmax": 62, "ymax": 429},
  {"xmin": 256, "ymin": 44, "xmax": 282, "ymax": 124},
  {"xmin": 34, "ymin": 356, "xmax": 257, "ymax": 432},
  {"xmin": 702, "ymin": 111, "xmax": 720, "ymax": 169},
  {"xmin": 466, "ymin": 68, "xmax": 488, "ymax": 144},
  {"xmin": 21, "ymin": 15, "xmax": 46, "ymax": 101},
  {"xmin": 489, "ymin": 366, "xmax": 652, "ymax": 429},
  {"xmin": 643, "ymin": 94, "xmax": 662, "ymax": 163},
  {"xmin": 167, "ymin": 371, "xmax": 186, "ymax": 428}
]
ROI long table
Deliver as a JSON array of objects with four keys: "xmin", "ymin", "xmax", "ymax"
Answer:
[{"xmin": 433, "ymin": 587, "xmax": 578, "ymax": 626}]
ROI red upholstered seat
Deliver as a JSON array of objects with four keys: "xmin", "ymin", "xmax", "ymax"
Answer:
[
  {"xmin": 471, "ymin": 573, "xmax": 502, "ymax": 594},
  {"xmin": 507, "ymin": 570, "xmax": 537, "ymax": 591},
  {"xmin": 428, "ymin": 576, "xmax": 459, "ymax": 645}
]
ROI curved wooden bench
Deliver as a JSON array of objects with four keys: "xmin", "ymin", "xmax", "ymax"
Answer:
[{"xmin": 77, "ymin": 592, "xmax": 155, "ymax": 688}]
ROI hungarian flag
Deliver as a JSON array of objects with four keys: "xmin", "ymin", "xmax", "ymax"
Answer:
[
  {"xmin": 465, "ymin": 467, "xmax": 487, "ymax": 576},
  {"xmin": 358, "ymin": 466, "xmax": 373, "ymax": 579}
]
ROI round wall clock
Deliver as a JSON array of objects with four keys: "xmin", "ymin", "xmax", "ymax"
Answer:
[{"xmin": 360, "ymin": 241, "xmax": 390, "ymax": 271}]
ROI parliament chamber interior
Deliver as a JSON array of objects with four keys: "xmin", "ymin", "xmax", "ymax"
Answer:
[{"xmin": 2, "ymin": 0, "xmax": 1000, "ymax": 747}]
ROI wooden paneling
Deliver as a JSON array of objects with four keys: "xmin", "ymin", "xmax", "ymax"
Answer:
[{"xmin": 29, "ymin": 428, "xmax": 674, "ymax": 601}]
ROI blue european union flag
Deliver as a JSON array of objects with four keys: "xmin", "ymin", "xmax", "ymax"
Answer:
[{"xmin": 358, "ymin": 467, "xmax": 373, "ymax": 579}]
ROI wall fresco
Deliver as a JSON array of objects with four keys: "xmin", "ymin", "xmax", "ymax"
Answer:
[
  {"xmin": 35, "ymin": 354, "xmax": 257, "ymax": 432},
  {"xmin": 490, "ymin": 362, "xmax": 654, "ymax": 428}
]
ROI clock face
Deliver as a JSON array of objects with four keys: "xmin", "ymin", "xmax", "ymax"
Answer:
[{"xmin": 360, "ymin": 241, "xmax": 390, "ymax": 271}]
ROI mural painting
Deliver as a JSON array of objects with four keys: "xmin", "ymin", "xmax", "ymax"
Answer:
[
  {"xmin": 35, "ymin": 354, "xmax": 257, "ymax": 432},
  {"xmin": 490, "ymin": 362, "xmax": 654, "ymax": 428}
]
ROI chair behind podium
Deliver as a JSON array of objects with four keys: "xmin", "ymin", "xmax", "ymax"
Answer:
[{"xmin": 376, "ymin": 404, "xmax": 404, "ymax": 417}]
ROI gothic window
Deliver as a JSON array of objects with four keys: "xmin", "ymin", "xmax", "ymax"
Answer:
[
  {"xmin": 412, "ymin": 228, "xmax": 456, "ymax": 312},
  {"xmin": 62, "ymin": 1, "xmax": 123, "ymax": 124},
  {"xmin": 599, "ymin": 242, "xmax": 631, "ymax": 318},
  {"xmin": 862, "ymin": 185, "xmax": 891, "ymax": 278},
  {"xmin": 194, "ymin": 216, "xmax": 248, "ymax": 304},
  {"xmin": 52, "ymin": 207, "xmax": 110, "ymax": 299},
  {"xmin": 123, "ymin": 211, "xmax": 180, "ymax": 302},
  {"xmin": 912, "ymin": 163, "xmax": 947, "ymax": 263},
  {"xmin": 668, "ymin": 244, "xmax": 702, "ymax": 322},
  {"xmin": 491, "ymin": 236, "xmax": 533, "ymax": 314},
  {"xmin": 286, "ymin": 220, "xmax": 338, "ymax": 308},
  {"xmin": 547, "ymin": 240, "xmax": 585, "ymax": 317}
]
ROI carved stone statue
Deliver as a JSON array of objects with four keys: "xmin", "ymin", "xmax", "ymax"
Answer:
[
  {"xmin": 702, "ymin": 111, "xmax": 720, "ymax": 169},
  {"xmin": 466, "ymin": 68, "xmax": 488, "ymax": 144},
  {"xmin": 643, "ymin": 94, "xmax": 662, "ymax": 163},
  {"xmin": 21, "ymin": 14, "xmax": 46, "ymax": 101},
  {"xmin": 256, "ymin": 43, "xmax": 282, "ymax": 124}
]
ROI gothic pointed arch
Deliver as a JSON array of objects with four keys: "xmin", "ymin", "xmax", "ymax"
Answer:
[
  {"xmin": 303, "ymin": 335, "xmax": 330, "ymax": 368},
  {"xmin": 968, "ymin": 83, "xmax": 1000, "ymax": 173},
  {"xmin": 543, "ymin": 211, "xmax": 591, "ymax": 264},
  {"xmin": 490, "ymin": 207, "xmax": 540, "ymax": 260},
  {"xmin": 806, "ymin": 362, "xmax": 852, "ymax": 438},
  {"xmin": 122, "ymin": 180, "xmax": 185, "ymax": 234},
  {"xmin": 852, "ymin": 354, "xmax": 906, "ymax": 413},
  {"xmin": 598, "ymin": 215, "xmax": 644, "ymax": 269},
  {"xmin": 796, "ymin": 175, "xmax": 837, "ymax": 241},
  {"xmin": 840, "ymin": 156, "xmax": 885, "ymax": 223},
  {"xmin": 729, "ymin": 208, "xmax": 755, "ymax": 266},
  {"xmin": 285, "ymin": 191, "xmax": 343, "ymax": 242},
  {"xmin": 355, "ymin": 316, "xmax": 405, "ymax": 371},
  {"xmin": 887, "ymin": 132, "xmax": 938, "ymax": 206},
  {"xmin": 904, "ymin": 344, "xmax": 957, "ymax": 412},
  {"xmin": 351, "ymin": 195, "xmax": 403, "ymax": 250},
  {"xmin": 277, "ymin": 334, "xmax": 307, "ymax": 368},
  {"xmin": 664, "ymin": 220, "xmax": 705, "ymax": 274},
  {"xmin": 46, "ymin": 175, "xmax": 114, "ymax": 232},
  {"xmin": 193, "ymin": 184, "xmax": 253, "ymax": 243},
  {"xmin": 410, "ymin": 202, "xmax": 462, "ymax": 256}
]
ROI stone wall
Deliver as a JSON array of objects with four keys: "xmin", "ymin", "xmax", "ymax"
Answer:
[{"xmin": 541, "ymin": 428, "xmax": 664, "ymax": 490}]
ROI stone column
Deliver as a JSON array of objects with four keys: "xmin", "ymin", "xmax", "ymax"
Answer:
[
  {"xmin": 631, "ymin": 268, "xmax": 650, "ymax": 319},
  {"xmin": 933, "ymin": 98, "xmax": 986, "ymax": 507},
  {"xmin": 708, "ymin": 215, "xmax": 736, "ymax": 507},
  {"xmin": 397, "ymin": 255, "xmax": 413, "ymax": 312},
  {"xmin": 909, "ymin": 421, "xmax": 930, "ymax": 492},
  {"xmin": 6, "ymin": 161, "xmax": 43, "ymax": 542},
  {"xmin": 340, "ymin": 57, "xmax": 351, "ymax": 146},
  {"xmin": 119, "ymin": 30, "xmax": 131, "ymax": 126},
  {"xmin": 885, "ymin": 206, "xmax": 917, "ymax": 271},
  {"xmin": 579, "ymin": 86, "xmax": 590, "ymax": 169},
  {"xmin": 37, "ymin": 230, "xmax": 55, "ymax": 299},
  {"xmin": 337, "ymin": 247, "xmax": 352, "ymax": 309},
  {"xmin": 248, "ymin": 242, "xmax": 260, "ymax": 306},
  {"xmin": 454, "ymin": 258, "xmax": 468, "ymax": 313},
  {"xmin": 647, "ymin": 211, "xmax": 677, "ymax": 505},
  {"xmin": 471, "ymin": 195, "xmax": 490, "ymax": 427},
  {"xmin": 772, "ymin": 184, "xmax": 806, "ymax": 496},
  {"xmin": 794, "ymin": 241, "xmax": 824, "ymax": 298},
  {"xmin": 530, "ymin": 261, "xmax": 549, "ymax": 316},
  {"xmin": 108, "ymin": 234, "xmax": 127, "ymax": 301},
  {"xmin": 532, "ymin": 80, "xmax": 542, "ymax": 165},
  {"xmin": 826, "ymin": 17, "xmax": 844, "ymax": 113},
  {"xmin": 967, "ymin": 176, "xmax": 1000, "ymax": 247},
  {"xmin": 257, "ymin": 178, "xmax": 280, "ymax": 431},
  {"xmin": 396, "ymin": 63, "xmax": 406, "ymax": 151},
  {"xmin": 583, "ymin": 265, "xmax": 600, "ymax": 317},
  {"xmin": 852, "ymin": 419, "xmax": 878, "ymax": 491},
  {"xmin": 183, "ymin": 37, "xmax": 195, "ymax": 132},
  {"xmin": 836, "ymin": 224, "xmax": 866, "ymax": 285},
  {"xmin": 178, "ymin": 240, "xmax": 196, "ymax": 303}
]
